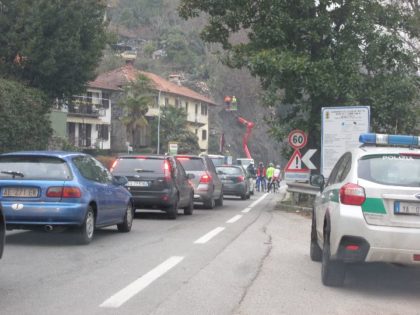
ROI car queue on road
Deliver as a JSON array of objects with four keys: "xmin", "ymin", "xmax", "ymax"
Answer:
[{"xmin": 0, "ymin": 152, "xmax": 259, "ymax": 258}]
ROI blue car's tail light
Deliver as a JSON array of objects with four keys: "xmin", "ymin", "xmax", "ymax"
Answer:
[
  {"xmin": 47, "ymin": 186, "xmax": 81, "ymax": 198},
  {"xmin": 359, "ymin": 133, "xmax": 420, "ymax": 147}
]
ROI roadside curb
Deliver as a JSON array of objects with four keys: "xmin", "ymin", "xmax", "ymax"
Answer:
[{"xmin": 276, "ymin": 202, "xmax": 312, "ymax": 213}]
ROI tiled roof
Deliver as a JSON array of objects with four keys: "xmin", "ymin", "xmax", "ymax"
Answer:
[{"xmin": 88, "ymin": 64, "xmax": 217, "ymax": 106}]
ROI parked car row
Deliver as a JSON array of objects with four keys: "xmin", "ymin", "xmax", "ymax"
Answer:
[{"xmin": 0, "ymin": 151, "xmax": 255, "ymax": 253}]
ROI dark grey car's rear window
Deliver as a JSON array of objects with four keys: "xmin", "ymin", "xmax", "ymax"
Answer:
[
  {"xmin": 210, "ymin": 157, "xmax": 225, "ymax": 167},
  {"xmin": 113, "ymin": 157, "xmax": 164, "ymax": 174},
  {"xmin": 177, "ymin": 158, "xmax": 205, "ymax": 171},
  {"xmin": 0, "ymin": 156, "xmax": 71, "ymax": 180},
  {"xmin": 358, "ymin": 154, "xmax": 420, "ymax": 187},
  {"xmin": 216, "ymin": 166, "xmax": 242, "ymax": 175}
]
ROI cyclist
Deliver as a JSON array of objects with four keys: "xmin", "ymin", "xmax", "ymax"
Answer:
[
  {"xmin": 272, "ymin": 165, "xmax": 282, "ymax": 192},
  {"xmin": 256, "ymin": 162, "xmax": 266, "ymax": 192},
  {"xmin": 266, "ymin": 163, "xmax": 275, "ymax": 192}
]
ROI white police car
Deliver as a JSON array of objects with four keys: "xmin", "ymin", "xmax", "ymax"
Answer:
[{"xmin": 310, "ymin": 133, "xmax": 420, "ymax": 286}]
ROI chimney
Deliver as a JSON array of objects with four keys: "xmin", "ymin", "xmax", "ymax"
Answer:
[
  {"xmin": 168, "ymin": 74, "xmax": 182, "ymax": 86},
  {"xmin": 125, "ymin": 58, "xmax": 134, "ymax": 66}
]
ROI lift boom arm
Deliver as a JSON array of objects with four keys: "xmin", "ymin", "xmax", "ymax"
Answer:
[{"xmin": 236, "ymin": 115, "xmax": 255, "ymax": 159}]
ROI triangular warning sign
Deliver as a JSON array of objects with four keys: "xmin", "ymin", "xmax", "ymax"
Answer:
[{"xmin": 285, "ymin": 150, "xmax": 309, "ymax": 172}]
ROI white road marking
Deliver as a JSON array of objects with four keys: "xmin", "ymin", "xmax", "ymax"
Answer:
[
  {"xmin": 99, "ymin": 256, "xmax": 184, "ymax": 308},
  {"xmin": 249, "ymin": 193, "xmax": 268, "ymax": 208},
  {"xmin": 226, "ymin": 215, "xmax": 243, "ymax": 223},
  {"xmin": 194, "ymin": 227, "xmax": 225, "ymax": 244},
  {"xmin": 242, "ymin": 207, "xmax": 252, "ymax": 213}
]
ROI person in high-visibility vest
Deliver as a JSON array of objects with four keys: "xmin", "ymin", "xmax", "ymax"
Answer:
[
  {"xmin": 231, "ymin": 95, "xmax": 237, "ymax": 111},
  {"xmin": 266, "ymin": 163, "xmax": 276, "ymax": 192}
]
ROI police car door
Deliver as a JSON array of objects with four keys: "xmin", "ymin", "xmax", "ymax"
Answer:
[{"xmin": 317, "ymin": 153, "xmax": 352, "ymax": 242}]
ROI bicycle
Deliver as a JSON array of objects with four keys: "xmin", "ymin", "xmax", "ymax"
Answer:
[{"xmin": 268, "ymin": 177, "xmax": 280, "ymax": 193}]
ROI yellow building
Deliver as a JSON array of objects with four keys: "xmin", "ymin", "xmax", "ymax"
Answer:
[{"xmin": 88, "ymin": 63, "xmax": 217, "ymax": 152}]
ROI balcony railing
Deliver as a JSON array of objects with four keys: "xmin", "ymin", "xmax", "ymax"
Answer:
[
  {"xmin": 68, "ymin": 136, "xmax": 109, "ymax": 149},
  {"xmin": 57, "ymin": 96, "xmax": 110, "ymax": 117}
]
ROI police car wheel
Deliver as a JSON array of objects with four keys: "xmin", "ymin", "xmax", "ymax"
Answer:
[
  {"xmin": 310, "ymin": 240, "xmax": 322, "ymax": 262},
  {"xmin": 321, "ymin": 235, "xmax": 345, "ymax": 287}
]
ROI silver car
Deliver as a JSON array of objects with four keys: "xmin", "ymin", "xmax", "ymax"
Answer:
[{"xmin": 175, "ymin": 155, "xmax": 223, "ymax": 209}]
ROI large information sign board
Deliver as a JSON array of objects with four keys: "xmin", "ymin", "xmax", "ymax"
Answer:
[{"xmin": 321, "ymin": 106, "xmax": 370, "ymax": 178}]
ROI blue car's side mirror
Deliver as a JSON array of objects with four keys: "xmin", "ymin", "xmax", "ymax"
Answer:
[{"xmin": 113, "ymin": 176, "xmax": 128, "ymax": 186}]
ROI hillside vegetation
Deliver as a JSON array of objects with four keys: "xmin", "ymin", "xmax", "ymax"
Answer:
[{"xmin": 102, "ymin": 0, "xmax": 284, "ymax": 165}]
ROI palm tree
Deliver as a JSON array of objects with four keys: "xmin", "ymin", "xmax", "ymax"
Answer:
[
  {"xmin": 118, "ymin": 74, "xmax": 154, "ymax": 148},
  {"xmin": 151, "ymin": 106, "xmax": 200, "ymax": 154}
]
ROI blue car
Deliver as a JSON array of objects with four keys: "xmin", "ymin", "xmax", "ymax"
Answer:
[{"xmin": 0, "ymin": 151, "xmax": 133, "ymax": 244}]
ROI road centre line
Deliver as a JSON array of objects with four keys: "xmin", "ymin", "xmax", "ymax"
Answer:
[
  {"xmin": 194, "ymin": 227, "xmax": 225, "ymax": 244},
  {"xmin": 242, "ymin": 207, "xmax": 252, "ymax": 213},
  {"xmin": 226, "ymin": 215, "xmax": 243, "ymax": 224},
  {"xmin": 249, "ymin": 193, "xmax": 268, "ymax": 208},
  {"xmin": 99, "ymin": 256, "xmax": 184, "ymax": 308}
]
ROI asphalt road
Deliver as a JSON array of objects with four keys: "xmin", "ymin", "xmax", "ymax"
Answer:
[{"xmin": 1, "ymin": 189, "xmax": 420, "ymax": 315}]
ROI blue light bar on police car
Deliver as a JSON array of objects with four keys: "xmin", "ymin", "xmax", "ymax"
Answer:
[{"xmin": 359, "ymin": 133, "xmax": 420, "ymax": 146}]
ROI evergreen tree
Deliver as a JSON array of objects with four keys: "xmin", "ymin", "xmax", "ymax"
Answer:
[
  {"xmin": 0, "ymin": 0, "xmax": 108, "ymax": 98},
  {"xmin": 0, "ymin": 79, "xmax": 52, "ymax": 152}
]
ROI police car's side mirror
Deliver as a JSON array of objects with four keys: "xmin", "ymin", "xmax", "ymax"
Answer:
[{"xmin": 310, "ymin": 174, "xmax": 325, "ymax": 191}]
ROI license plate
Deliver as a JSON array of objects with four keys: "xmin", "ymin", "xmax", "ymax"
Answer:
[
  {"xmin": 394, "ymin": 201, "xmax": 420, "ymax": 215},
  {"xmin": 127, "ymin": 181, "xmax": 149, "ymax": 187},
  {"xmin": 3, "ymin": 187, "xmax": 38, "ymax": 198}
]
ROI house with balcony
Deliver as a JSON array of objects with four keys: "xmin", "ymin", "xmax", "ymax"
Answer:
[
  {"xmin": 51, "ymin": 87, "xmax": 113, "ymax": 150},
  {"xmin": 85, "ymin": 63, "xmax": 217, "ymax": 152}
]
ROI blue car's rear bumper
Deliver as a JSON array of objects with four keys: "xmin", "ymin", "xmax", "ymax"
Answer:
[{"xmin": 3, "ymin": 201, "xmax": 86, "ymax": 226}]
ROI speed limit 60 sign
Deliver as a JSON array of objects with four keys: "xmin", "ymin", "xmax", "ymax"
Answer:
[{"xmin": 288, "ymin": 129, "xmax": 307, "ymax": 149}]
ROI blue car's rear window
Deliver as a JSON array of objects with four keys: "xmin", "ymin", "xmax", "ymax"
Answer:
[{"xmin": 0, "ymin": 156, "xmax": 72, "ymax": 180}]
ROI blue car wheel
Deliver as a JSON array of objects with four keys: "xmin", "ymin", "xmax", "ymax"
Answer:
[{"xmin": 78, "ymin": 206, "xmax": 95, "ymax": 245}]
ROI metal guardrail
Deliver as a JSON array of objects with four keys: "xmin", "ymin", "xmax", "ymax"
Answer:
[
  {"xmin": 286, "ymin": 182, "xmax": 320, "ymax": 196},
  {"xmin": 286, "ymin": 182, "xmax": 320, "ymax": 206}
]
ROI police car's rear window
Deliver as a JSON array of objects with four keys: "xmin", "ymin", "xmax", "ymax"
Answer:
[{"xmin": 358, "ymin": 154, "xmax": 420, "ymax": 187}]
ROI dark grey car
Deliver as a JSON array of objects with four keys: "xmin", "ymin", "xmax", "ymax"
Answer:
[
  {"xmin": 111, "ymin": 155, "xmax": 194, "ymax": 219},
  {"xmin": 216, "ymin": 165, "xmax": 251, "ymax": 200},
  {"xmin": 175, "ymin": 155, "xmax": 223, "ymax": 209}
]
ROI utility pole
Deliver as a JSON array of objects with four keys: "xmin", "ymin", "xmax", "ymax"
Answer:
[{"xmin": 157, "ymin": 90, "xmax": 161, "ymax": 154}]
